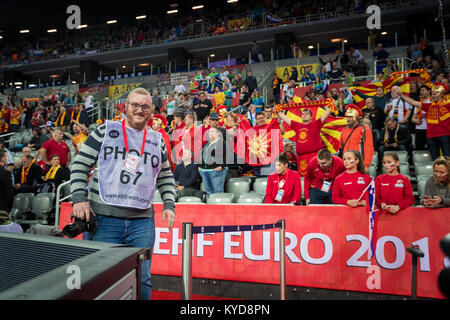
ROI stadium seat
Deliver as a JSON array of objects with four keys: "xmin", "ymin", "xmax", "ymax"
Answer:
[
  {"xmin": 416, "ymin": 175, "xmax": 430, "ymax": 196},
  {"xmin": 369, "ymin": 165, "xmax": 377, "ymax": 178},
  {"xmin": 226, "ymin": 179, "xmax": 250, "ymax": 201},
  {"xmin": 237, "ymin": 196, "xmax": 264, "ymax": 204},
  {"xmin": 177, "ymin": 196, "xmax": 203, "ymax": 204},
  {"xmin": 206, "ymin": 193, "xmax": 235, "ymax": 204},
  {"xmin": 10, "ymin": 193, "xmax": 33, "ymax": 221},
  {"xmin": 395, "ymin": 151, "xmax": 408, "ymax": 163},
  {"xmin": 412, "ymin": 151, "xmax": 432, "ymax": 165},
  {"xmin": 31, "ymin": 193, "xmax": 55, "ymax": 220},
  {"xmin": 415, "ymin": 164, "xmax": 433, "ymax": 177},
  {"xmin": 253, "ymin": 177, "xmax": 268, "ymax": 194}
]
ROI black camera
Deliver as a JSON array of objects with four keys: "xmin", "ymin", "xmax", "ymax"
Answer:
[{"xmin": 62, "ymin": 212, "xmax": 96, "ymax": 238}]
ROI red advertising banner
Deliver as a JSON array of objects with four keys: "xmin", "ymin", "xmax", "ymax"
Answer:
[
  {"xmin": 149, "ymin": 204, "xmax": 449, "ymax": 299},
  {"xmin": 59, "ymin": 202, "xmax": 448, "ymax": 298}
]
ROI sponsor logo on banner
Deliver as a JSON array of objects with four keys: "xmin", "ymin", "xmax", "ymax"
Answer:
[
  {"xmin": 109, "ymin": 83, "xmax": 142, "ymax": 100},
  {"xmin": 275, "ymin": 64, "xmax": 320, "ymax": 83}
]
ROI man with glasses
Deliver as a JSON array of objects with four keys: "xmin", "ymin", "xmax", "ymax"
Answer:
[
  {"xmin": 304, "ymin": 149, "xmax": 345, "ymax": 205},
  {"xmin": 70, "ymin": 87, "xmax": 176, "ymax": 300}
]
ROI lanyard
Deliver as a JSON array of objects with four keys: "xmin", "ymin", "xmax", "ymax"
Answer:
[
  {"xmin": 277, "ymin": 170, "xmax": 289, "ymax": 189},
  {"xmin": 121, "ymin": 119, "xmax": 147, "ymax": 156}
]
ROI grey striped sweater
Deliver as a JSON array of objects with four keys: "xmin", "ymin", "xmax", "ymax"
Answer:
[{"xmin": 70, "ymin": 124, "xmax": 176, "ymax": 219}]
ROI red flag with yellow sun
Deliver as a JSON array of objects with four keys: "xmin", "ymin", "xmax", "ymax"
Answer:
[{"xmin": 278, "ymin": 97, "xmax": 347, "ymax": 154}]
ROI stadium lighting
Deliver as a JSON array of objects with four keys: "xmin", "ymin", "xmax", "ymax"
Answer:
[
  {"xmin": 107, "ymin": 20, "xmax": 117, "ymax": 24},
  {"xmin": 122, "ymin": 65, "xmax": 126, "ymax": 69},
  {"xmin": 227, "ymin": 0, "xmax": 238, "ymax": 3},
  {"xmin": 138, "ymin": 63, "xmax": 150, "ymax": 66},
  {"xmin": 192, "ymin": 5, "xmax": 204, "ymax": 10},
  {"xmin": 136, "ymin": 15, "xmax": 147, "ymax": 20},
  {"xmin": 71, "ymin": 80, "xmax": 77, "ymax": 84},
  {"xmin": 77, "ymin": 24, "xmax": 88, "ymax": 29},
  {"xmin": 210, "ymin": 53, "xmax": 215, "ymax": 57},
  {"xmin": 14, "ymin": 82, "xmax": 23, "ymax": 85},
  {"xmin": 330, "ymin": 38, "xmax": 342, "ymax": 43},
  {"xmin": 20, "ymin": 29, "xmax": 30, "ymax": 34},
  {"xmin": 344, "ymin": 39, "xmax": 348, "ymax": 43},
  {"xmin": 381, "ymin": 31, "xmax": 387, "ymax": 35},
  {"xmin": 50, "ymin": 74, "xmax": 60, "ymax": 78},
  {"xmin": 0, "ymin": 36, "xmax": 3, "ymax": 39},
  {"xmin": 47, "ymin": 29, "xmax": 57, "ymax": 33},
  {"xmin": 308, "ymin": 45, "xmax": 314, "ymax": 49},
  {"xmin": 167, "ymin": 9, "xmax": 178, "ymax": 14}
]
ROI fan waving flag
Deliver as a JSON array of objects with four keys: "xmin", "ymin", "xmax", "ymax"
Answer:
[
  {"xmin": 350, "ymin": 75, "xmax": 403, "ymax": 109},
  {"xmin": 277, "ymin": 98, "xmax": 347, "ymax": 154}
]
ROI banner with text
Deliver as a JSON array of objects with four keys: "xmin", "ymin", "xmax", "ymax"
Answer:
[
  {"xmin": 275, "ymin": 64, "xmax": 320, "ymax": 83},
  {"xmin": 108, "ymin": 83, "xmax": 142, "ymax": 100},
  {"xmin": 150, "ymin": 204, "xmax": 448, "ymax": 299}
]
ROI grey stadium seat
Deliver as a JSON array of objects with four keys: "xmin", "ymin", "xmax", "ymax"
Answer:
[
  {"xmin": 206, "ymin": 193, "xmax": 235, "ymax": 204},
  {"xmin": 177, "ymin": 196, "xmax": 203, "ymax": 204},
  {"xmin": 10, "ymin": 193, "xmax": 33, "ymax": 221},
  {"xmin": 31, "ymin": 193, "xmax": 55, "ymax": 220},
  {"xmin": 415, "ymin": 164, "xmax": 433, "ymax": 177},
  {"xmin": 413, "ymin": 151, "xmax": 432, "ymax": 164},
  {"xmin": 253, "ymin": 177, "xmax": 268, "ymax": 194}
]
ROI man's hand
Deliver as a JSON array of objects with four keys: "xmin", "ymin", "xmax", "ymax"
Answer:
[
  {"xmin": 388, "ymin": 205, "xmax": 400, "ymax": 214},
  {"xmin": 72, "ymin": 201, "xmax": 93, "ymax": 222},
  {"xmin": 162, "ymin": 209, "xmax": 176, "ymax": 229},
  {"xmin": 347, "ymin": 199, "xmax": 359, "ymax": 207}
]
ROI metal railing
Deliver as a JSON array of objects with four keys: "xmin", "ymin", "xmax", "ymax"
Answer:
[
  {"xmin": 54, "ymin": 180, "xmax": 71, "ymax": 228},
  {"xmin": 181, "ymin": 219, "xmax": 286, "ymax": 300}
]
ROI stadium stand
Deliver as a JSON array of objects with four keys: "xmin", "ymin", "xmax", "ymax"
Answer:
[{"xmin": 0, "ymin": 0, "xmax": 447, "ymax": 234}]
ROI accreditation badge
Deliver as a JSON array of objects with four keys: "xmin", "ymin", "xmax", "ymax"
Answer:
[
  {"xmin": 122, "ymin": 153, "xmax": 141, "ymax": 175},
  {"xmin": 321, "ymin": 180, "xmax": 331, "ymax": 193}
]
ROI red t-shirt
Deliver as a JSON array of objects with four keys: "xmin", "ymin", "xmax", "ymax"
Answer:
[
  {"xmin": 265, "ymin": 169, "xmax": 302, "ymax": 204},
  {"xmin": 332, "ymin": 171, "xmax": 371, "ymax": 205},
  {"xmin": 289, "ymin": 119, "xmax": 323, "ymax": 155},
  {"xmin": 420, "ymin": 101, "xmax": 450, "ymax": 138},
  {"xmin": 375, "ymin": 174, "xmax": 414, "ymax": 209},
  {"xmin": 41, "ymin": 139, "xmax": 70, "ymax": 166},
  {"xmin": 304, "ymin": 156, "xmax": 345, "ymax": 200}
]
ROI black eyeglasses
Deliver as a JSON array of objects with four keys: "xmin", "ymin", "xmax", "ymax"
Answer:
[{"xmin": 127, "ymin": 101, "xmax": 152, "ymax": 112}]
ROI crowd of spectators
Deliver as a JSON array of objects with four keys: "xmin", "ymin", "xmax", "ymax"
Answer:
[
  {"xmin": 0, "ymin": 30, "xmax": 448, "ymax": 235},
  {"xmin": 0, "ymin": 0, "xmax": 397, "ymax": 66},
  {"xmin": 0, "ymin": 88, "xmax": 94, "ymax": 215}
]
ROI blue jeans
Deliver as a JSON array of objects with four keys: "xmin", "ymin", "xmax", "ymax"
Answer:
[
  {"xmin": 427, "ymin": 135, "xmax": 450, "ymax": 160},
  {"xmin": 309, "ymin": 188, "xmax": 333, "ymax": 204},
  {"xmin": 200, "ymin": 167, "xmax": 228, "ymax": 197},
  {"xmin": 91, "ymin": 215, "xmax": 155, "ymax": 300}
]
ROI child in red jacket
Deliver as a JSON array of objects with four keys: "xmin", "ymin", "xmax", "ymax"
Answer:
[
  {"xmin": 332, "ymin": 150, "xmax": 371, "ymax": 207},
  {"xmin": 375, "ymin": 152, "xmax": 414, "ymax": 214}
]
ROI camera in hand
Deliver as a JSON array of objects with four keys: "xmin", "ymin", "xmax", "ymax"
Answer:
[{"xmin": 63, "ymin": 212, "xmax": 96, "ymax": 238}]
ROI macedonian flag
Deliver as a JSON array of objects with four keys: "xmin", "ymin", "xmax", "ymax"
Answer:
[
  {"xmin": 350, "ymin": 70, "xmax": 425, "ymax": 109},
  {"xmin": 234, "ymin": 118, "xmax": 283, "ymax": 167},
  {"xmin": 280, "ymin": 97, "xmax": 347, "ymax": 154}
]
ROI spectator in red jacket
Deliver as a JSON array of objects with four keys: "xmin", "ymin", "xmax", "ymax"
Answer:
[
  {"xmin": 265, "ymin": 154, "xmax": 302, "ymax": 204},
  {"xmin": 375, "ymin": 152, "xmax": 414, "ymax": 214},
  {"xmin": 304, "ymin": 149, "xmax": 345, "ymax": 205},
  {"xmin": 332, "ymin": 150, "xmax": 371, "ymax": 207}
]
